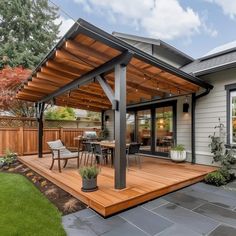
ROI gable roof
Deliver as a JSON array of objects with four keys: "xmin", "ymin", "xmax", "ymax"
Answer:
[
  {"xmin": 181, "ymin": 47, "xmax": 236, "ymax": 76},
  {"xmin": 112, "ymin": 32, "xmax": 194, "ymax": 63},
  {"xmin": 16, "ymin": 18, "xmax": 212, "ymax": 111}
]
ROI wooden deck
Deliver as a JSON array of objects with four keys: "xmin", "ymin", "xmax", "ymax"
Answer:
[{"xmin": 18, "ymin": 155, "xmax": 216, "ymax": 217}]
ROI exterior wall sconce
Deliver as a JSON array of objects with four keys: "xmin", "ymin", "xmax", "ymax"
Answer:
[
  {"xmin": 183, "ymin": 103, "xmax": 189, "ymax": 113},
  {"xmin": 105, "ymin": 115, "xmax": 109, "ymax": 122},
  {"xmin": 183, "ymin": 96, "xmax": 189, "ymax": 113}
]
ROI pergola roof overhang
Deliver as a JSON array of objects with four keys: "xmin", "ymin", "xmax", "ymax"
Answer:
[{"xmin": 16, "ymin": 19, "xmax": 213, "ymax": 112}]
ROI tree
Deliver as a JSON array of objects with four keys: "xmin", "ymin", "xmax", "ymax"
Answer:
[
  {"xmin": 0, "ymin": 66, "xmax": 35, "ymax": 117},
  {"xmin": 0, "ymin": 0, "xmax": 61, "ymax": 69},
  {"xmin": 45, "ymin": 107, "xmax": 76, "ymax": 120}
]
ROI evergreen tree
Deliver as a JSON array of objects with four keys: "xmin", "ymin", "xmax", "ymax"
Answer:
[{"xmin": 0, "ymin": 0, "xmax": 61, "ymax": 69}]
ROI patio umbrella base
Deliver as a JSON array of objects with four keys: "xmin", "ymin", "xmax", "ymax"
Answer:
[{"xmin": 81, "ymin": 186, "xmax": 98, "ymax": 192}]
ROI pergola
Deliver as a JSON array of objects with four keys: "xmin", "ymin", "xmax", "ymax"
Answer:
[{"xmin": 16, "ymin": 19, "xmax": 213, "ymax": 189}]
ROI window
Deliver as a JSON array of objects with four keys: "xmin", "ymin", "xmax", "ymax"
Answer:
[
  {"xmin": 225, "ymin": 83, "xmax": 236, "ymax": 144},
  {"xmin": 230, "ymin": 91, "xmax": 236, "ymax": 144}
]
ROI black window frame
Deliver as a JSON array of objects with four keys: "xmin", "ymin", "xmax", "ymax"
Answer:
[
  {"xmin": 225, "ymin": 83, "xmax": 236, "ymax": 145},
  {"xmin": 127, "ymin": 100, "xmax": 177, "ymax": 157}
]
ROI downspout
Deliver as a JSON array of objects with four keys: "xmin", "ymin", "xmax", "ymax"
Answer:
[{"xmin": 191, "ymin": 88, "xmax": 211, "ymax": 164}]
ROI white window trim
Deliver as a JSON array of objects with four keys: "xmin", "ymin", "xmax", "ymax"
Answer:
[{"xmin": 230, "ymin": 91, "xmax": 236, "ymax": 144}]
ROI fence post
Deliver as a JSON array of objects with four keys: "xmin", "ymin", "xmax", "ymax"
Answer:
[
  {"xmin": 18, "ymin": 127, "xmax": 24, "ymax": 156},
  {"xmin": 59, "ymin": 127, "xmax": 64, "ymax": 141}
]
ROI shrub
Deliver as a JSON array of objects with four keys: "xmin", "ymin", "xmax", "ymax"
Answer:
[
  {"xmin": 0, "ymin": 149, "xmax": 17, "ymax": 167},
  {"xmin": 208, "ymin": 118, "xmax": 236, "ymax": 185},
  {"xmin": 79, "ymin": 166, "xmax": 100, "ymax": 180},
  {"xmin": 205, "ymin": 171, "xmax": 226, "ymax": 186}
]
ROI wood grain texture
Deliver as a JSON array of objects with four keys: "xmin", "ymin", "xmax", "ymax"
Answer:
[{"xmin": 18, "ymin": 154, "xmax": 216, "ymax": 217}]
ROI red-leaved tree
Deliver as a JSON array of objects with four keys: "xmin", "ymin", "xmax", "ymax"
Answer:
[{"xmin": 0, "ymin": 66, "xmax": 35, "ymax": 117}]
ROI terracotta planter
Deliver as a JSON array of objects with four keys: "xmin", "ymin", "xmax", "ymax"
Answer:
[
  {"xmin": 81, "ymin": 177, "xmax": 98, "ymax": 192},
  {"xmin": 170, "ymin": 150, "xmax": 186, "ymax": 162}
]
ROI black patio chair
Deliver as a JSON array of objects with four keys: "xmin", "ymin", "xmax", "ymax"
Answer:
[
  {"xmin": 126, "ymin": 143, "xmax": 141, "ymax": 169},
  {"xmin": 82, "ymin": 142, "xmax": 95, "ymax": 166},
  {"xmin": 93, "ymin": 143, "xmax": 111, "ymax": 166}
]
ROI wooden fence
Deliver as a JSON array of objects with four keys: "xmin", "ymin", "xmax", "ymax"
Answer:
[{"xmin": 0, "ymin": 127, "xmax": 100, "ymax": 156}]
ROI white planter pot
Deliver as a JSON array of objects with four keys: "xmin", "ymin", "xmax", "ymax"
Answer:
[{"xmin": 170, "ymin": 150, "xmax": 186, "ymax": 162}]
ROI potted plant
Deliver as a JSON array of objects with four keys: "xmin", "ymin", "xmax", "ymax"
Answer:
[
  {"xmin": 79, "ymin": 166, "xmax": 100, "ymax": 192},
  {"xmin": 170, "ymin": 144, "xmax": 186, "ymax": 162}
]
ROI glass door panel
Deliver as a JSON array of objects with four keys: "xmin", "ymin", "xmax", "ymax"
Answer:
[
  {"xmin": 126, "ymin": 112, "xmax": 135, "ymax": 143},
  {"xmin": 155, "ymin": 106, "xmax": 174, "ymax": 154},
  {"xmin": 137, "ymin": 110, "xmax": 151, "ymax": 152}
]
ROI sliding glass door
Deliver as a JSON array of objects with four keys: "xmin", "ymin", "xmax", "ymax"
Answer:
[
  {"xmin": 127, "ymin": 101, "xmax": 176, "ymax": 157},
  {"xmin": 137, "ymin": 110, "xmax": 151, "ymax": 152},
  {"xmin": 155, "ymin": 106, "xmax": 174, "ymax": 155}
]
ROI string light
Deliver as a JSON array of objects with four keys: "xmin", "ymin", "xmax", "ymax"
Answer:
[
  {"xmin": 178, "ymin": 89, "xmax": 180, "ymax": 94},
  {"xmin": 169, "ymin": 90, "xmax": 172, "ymax": 97}
]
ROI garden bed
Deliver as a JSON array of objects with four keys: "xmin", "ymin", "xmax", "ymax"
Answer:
[{"xmin": 0, "ymin": 160, "xmax": 87, "ymax": 215}]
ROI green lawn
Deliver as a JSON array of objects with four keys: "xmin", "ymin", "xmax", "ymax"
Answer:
[{"xmin": 0, "ymin": 172, "xmax": 66, "ymax": 236}]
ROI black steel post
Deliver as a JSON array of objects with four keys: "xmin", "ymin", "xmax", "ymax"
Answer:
[
  {"xmin": 37, "ymin": 102, "xmax": 45, "ymax": 158},
  {"xmin": 114, "ymin": 64, "xmax": 126, "ymax": 189},
  {"xmin": 101, "ymin": 110, "xmax": 105, "ymax": 130},
  {"xmin": 191, "ymin": 93, "xmax": 196, "ymax": 164}
]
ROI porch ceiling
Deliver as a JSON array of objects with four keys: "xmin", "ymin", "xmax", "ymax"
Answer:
[{"xmin": 16, "ymin": 19, "xmax": 213, "ymax": 112}]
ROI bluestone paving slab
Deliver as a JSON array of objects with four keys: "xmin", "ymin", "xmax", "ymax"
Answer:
[
  {"xmin": 214, "ymin": 188, "xmax": 236, "ymax": 199},
  {"xmin": 194, "ymin": 203, "xmax": 236, "ymax": 227},
  {"xmin": 182, "ymin": 182, "xmax": 219, "ymax": 194},
  {"xmin": 162, "ymin": 191, "xmax": 207, "ymax": 210},
  {"xmin": 141, "ymin": 198, "xmax": 169, "ymax": 210},
  {"xmin": 101, "ymin": 222, "xmax": 148, "ymax": 236},
  {"xmin": 62, "ymin": 214, "xmax": 78, "ymax": 229},
  {"xmin": 62, "ymin": 213, "xmax": 98, "ymax": 236},
  {"xmin": 73, "ymin": 208, "xmax": 97, "ymax": 219},
  {"xmin": 208, "ymin": 224, "xmax": 236, "ymax": 236},
  {"xmin": 119, "ymin": 206, "xmax": 173, "ymax": 236},
  {"xmin": 180, "ymin": 186, "xmax": 236, "ymax": 209},
  {"xmin": 153, "ymin": 203, "xmax": 219, "ymax": 235},
  {"xmin": 157, "ymin": 223, "xmax": 201, "ymax": 236},
  {"xmin": 81, "ymin": 214, "xmax": 126, "ymax": 235},
  {"xmin": 64, "ymin": 226, "xmax": 98, "ymax": 236}
]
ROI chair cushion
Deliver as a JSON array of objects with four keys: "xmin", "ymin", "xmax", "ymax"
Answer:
[{"xmin": 47, "ymin": 140, "xmax": 64, "ymax": 149}]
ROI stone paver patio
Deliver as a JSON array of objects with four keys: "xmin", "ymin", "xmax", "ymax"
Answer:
[{"xmin": 62, "ymin": 181, "xmax": 236, "ymax": 236}]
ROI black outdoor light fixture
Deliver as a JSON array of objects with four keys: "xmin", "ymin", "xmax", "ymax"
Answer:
[
  {"xmin": 183, "ymin": 96, "xmax": 189, "ymax": 113},
  {"xmin": 105, "ymin": 115, "xmax": 109, "ymax": 122}
]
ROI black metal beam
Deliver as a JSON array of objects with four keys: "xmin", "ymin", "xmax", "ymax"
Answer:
[
  {"xmin": 96, "ymin": 75, "xmax": 116, "ymax": 108},
  {"xmin": 38, "ymin": 51, "xmax": 133, "ymax": 103},
  {"xmin": 114, "ymin": 64, "xmax": 127, "ymax": 189}
]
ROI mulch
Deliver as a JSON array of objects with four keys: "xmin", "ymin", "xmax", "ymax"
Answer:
[{"xmin": 0, "ymin": 160, "xmax": 87, "ymax": 215}]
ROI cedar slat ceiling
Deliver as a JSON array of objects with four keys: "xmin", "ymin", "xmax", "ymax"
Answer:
[{"xmin": 16, "ymin": 20, "xmax": 204, "ymax": 112}]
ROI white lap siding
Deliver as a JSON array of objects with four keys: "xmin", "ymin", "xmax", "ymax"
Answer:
[{"xmin": 195, "ymin": 68, "xmax": 236, "ymax": 165}]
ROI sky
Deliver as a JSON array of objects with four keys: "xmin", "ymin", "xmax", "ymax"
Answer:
[{"xmin": 52, "ymin": 0, "xmax": 236, "ymax": 59}]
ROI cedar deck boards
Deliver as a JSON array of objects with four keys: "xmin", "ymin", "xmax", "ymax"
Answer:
[{"xmin": 18, "ymin": 155, "xmax": 216, "ymax": 217}]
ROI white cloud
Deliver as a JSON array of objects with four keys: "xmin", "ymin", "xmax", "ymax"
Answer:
[
  {"xmin": 206, "ymin": 0, "xmax": 236, "ymax": 19},
  {"xmin": 73, "ymin": 0, "xmax": 215, "ymax": 40},
  {"xmin": 55, "ymin": 16, "xmax": 75, "ymax": 38}
]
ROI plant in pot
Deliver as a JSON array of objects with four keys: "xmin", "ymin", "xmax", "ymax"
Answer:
[
  {"xmin": 170, "ymin": 144, "xmax": 186, "ymax": 162},
  {"xmin": 79, "ymin": 166, "xmax": 100, "ymax": 192}
]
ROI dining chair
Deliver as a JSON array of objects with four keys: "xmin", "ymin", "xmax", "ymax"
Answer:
[
  {"xmin": 82, "ymin": 142, "xmax": 95, "ymax": 166},
  {"xmin": 126, "ymin": 143, "xmax": 142, "ymax": 169},
  {"xmin": 93, "ymin": 143, "xmax": 111, "ymax": 166}
]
